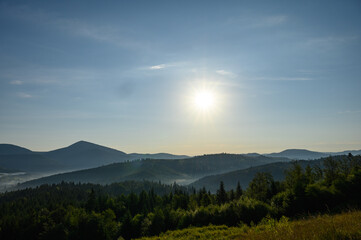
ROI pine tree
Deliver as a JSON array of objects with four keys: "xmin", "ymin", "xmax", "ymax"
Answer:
[
  {"xmin": 236, "ymin": 181, "xmax": 243, "ymax": 199},
  {"xmin": 216, "ymin": 181, "xmax": 227, "ymax": 204}
]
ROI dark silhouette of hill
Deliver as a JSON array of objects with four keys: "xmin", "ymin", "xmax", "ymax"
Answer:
[
  {"xmin": 42, "ymin": 141, "xmax": 190, "ymax": 169},
  {"xmin": 190, "ymin": 159, "xmax": 324, "ymax": 192},
  {"xmin": 0, "ymin": 141, "xmax": 189, "ymax": 174},
  {"xmin": 18, "ymin": 153, "xmax": 290, "ymax": 188},
  {"xmin": 42, "ymin": 141, "xmax": 129, "ymax": 169}
]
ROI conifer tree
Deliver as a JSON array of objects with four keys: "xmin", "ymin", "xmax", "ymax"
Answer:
[
  {"xmin": 216, "ymin": 181, "xmax": 227, "ymax": 204},
  {"xmin": 236, "ymin": 181, "xmax": 243, "ymax": 199}
]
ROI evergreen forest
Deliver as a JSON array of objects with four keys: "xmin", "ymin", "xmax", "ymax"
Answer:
[{"xmin": 1, "ymin": 154, "xmax": 361, "ymax": 240}]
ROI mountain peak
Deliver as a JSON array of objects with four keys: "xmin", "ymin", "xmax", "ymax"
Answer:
[
  {"xmin": 64, "ymin": 141, "xmax": 126, "ymax": 154},
  {"xmin": 71, "ymin": 140, "xmax": 96, "ymax": 147},
  {"xmin": 266, "ymin": 149, "xmax": 326, "ymax": 160}
]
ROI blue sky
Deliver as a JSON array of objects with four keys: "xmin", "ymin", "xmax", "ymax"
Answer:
[{"xmin": 0, "ymin": 0, "xmax": 360, "ymax": 155}]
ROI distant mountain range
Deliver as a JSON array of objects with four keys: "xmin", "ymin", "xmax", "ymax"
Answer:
[
  {"xmin": 0, "ymin": 141, "xmax": 189, "ymax": 173},
  {"xmin": 18, "ymin": 153, "xmax": 290, "ymax": 189},
  {"xmin": 1, "ymin": 141, "xmax": 359, "ymax": 174},
  {"xmin": 1, "ymin": 141, "xmax": 360, "ymax": 191},
  {"xmin": 265, "ymin": 149, "xmax": 361, "ymax": 160}
]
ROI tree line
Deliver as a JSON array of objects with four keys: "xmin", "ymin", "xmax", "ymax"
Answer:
[{"xmin": 0, "ymin": 154, "xmax": 360, "ymax": 240}]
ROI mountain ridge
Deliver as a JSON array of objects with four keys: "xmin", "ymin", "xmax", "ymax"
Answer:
[
  {"xmin": 17, "ymin": 153, "xmax": 291, "ymax": 189},
  {"xmin": 0, "ymin": 141, "xmax": 190, "ymax": 173},
  {"xmin": 265, "ymin": 148, "xmax": 361, "ymax": 160},
  {"xmin": 190, "ymin": 158, "xmax": 325, "ymax": 192},
  {"xmin": 1, "ymin": 141, "xmax": 360, "ymax": 191}
]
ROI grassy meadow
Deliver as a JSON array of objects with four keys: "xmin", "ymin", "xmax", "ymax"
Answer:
[{"xmin": 136, "ymin": 211, "xmax": 361, "ymax": 240}]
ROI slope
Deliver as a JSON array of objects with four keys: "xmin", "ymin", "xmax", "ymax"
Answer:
[
  {"xmin": 191, "ymin": 159, "xmax": 323, "ymax": 192},
  {"xmin": 18, "ymin": 153, "xmax": 290, "ymax": 188},
  {"xmin": 0, "ymin": 144, "xmax": 33, "ymax": 155}
]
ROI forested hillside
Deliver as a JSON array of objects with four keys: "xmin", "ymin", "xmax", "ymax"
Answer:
[
  {"xmin": 191, "ymin": 158, "xmax": 325, "ymax": 192},
  {"xmin": 1, "ymin": 154, "xmax": 360, "ymax": 239},
  {"xmin": 0, "ymin": 141, "xmax": 189, "ymax": 190},
  {"xmin": 18, "ymin": 153, "xmax": 289, "ymax": 188}
]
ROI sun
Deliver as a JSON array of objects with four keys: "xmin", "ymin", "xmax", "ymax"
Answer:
[
  {"xmin": 186, "ymin": 80, "xmax": 221, "ymax": 118},
  {"xmin": 194, "ymin": 90, "xmax": 215, "ymax": 111}
]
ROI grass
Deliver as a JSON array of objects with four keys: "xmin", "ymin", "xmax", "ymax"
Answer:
[{"xmin": 135, "ymin": 211, "xmax": 361, "ymax": 240}]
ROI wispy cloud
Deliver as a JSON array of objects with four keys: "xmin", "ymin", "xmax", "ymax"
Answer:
[
  {"xmin": 149, "ymin": 64, "xmax": 166, "ymax": 70},
  {"xmin": 141, "ymin": 61, "xmax": 189, "ymax": 72},
  {"xmin": 17, "ymin": 92, "xmax": 32, "ymax": 98},
  {"xmin": 215, "ymin": 70, "xmax": 236, "ymax": 78},
  {"xmin": 9, "ymin": 80, "xmax": 23, "ymax": 85}
]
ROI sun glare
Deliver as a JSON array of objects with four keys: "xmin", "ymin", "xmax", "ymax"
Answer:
[{"xmin": 194, "ymin": 90, "xmax": 215, "ymax": 111}]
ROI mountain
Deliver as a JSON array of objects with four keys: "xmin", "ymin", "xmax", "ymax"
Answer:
[
  {"xmin": 191, "ymin": 159, "xmax": 324, "ymax": 192},
  {"xmin": 18, "ymin": 153, "xmax": 290, "ymax": 188},
  {"xmin": 0, "ymin": 141, "xmax": 190, "ymax": 191},
  {"xmin": 266, "ymin": 149, "xmax": 328, "ymax": 160},
  {"xmin": 2, "ymin": 141, "xmax": 359, "ymax": 190},
  {"xmin": 41, "ymin": 141, "xmax": 129, "ymax": 169},
  {"xmin": 0, "ymin": 144, "xmax": 64, "ymax": 173},
  {"xmin": 0, "ymin": 154, "xmax": 64, "ymax": 173},
  {"xmin": 2, "ymin": 141, "xmax": 358, "ymax": 174},
  {"xmin": 0, "ymin": 141, "xmax": 189, "ymax": 173},
  {"xmin": 265, "ymin": 149, "xmax": 361, "ymax": 160},
  {"xmin": 42, "ymin": 141, "xmax": 190, "ymax": 170},
  {"xmin": 0, "ymin": 144, "xmax": 32, "ymax": 155}
]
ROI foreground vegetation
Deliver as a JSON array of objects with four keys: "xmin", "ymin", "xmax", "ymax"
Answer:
[
  {"xmin": 0, "ymin": 154, "xmax": 360, "ymax": 239},
  {"xmin": 137, "ymin": 211, "xmax": 361, "ymax": 240}
]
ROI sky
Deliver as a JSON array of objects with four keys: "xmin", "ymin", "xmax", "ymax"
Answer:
[{"xmin": 0, "ymin": 0, "xmax": 361, "ymax": 155}]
